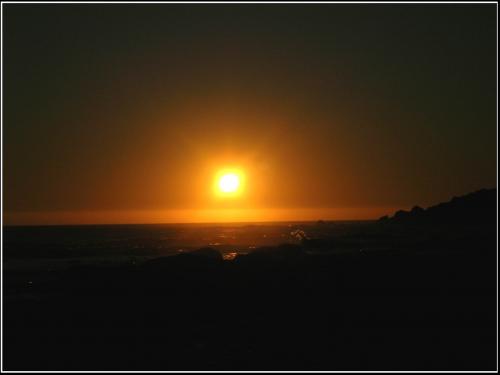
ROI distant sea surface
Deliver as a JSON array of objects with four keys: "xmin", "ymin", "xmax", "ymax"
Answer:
[{"xmin": 3, "ymin": 222, "xmax": 367, "ymax": 270}]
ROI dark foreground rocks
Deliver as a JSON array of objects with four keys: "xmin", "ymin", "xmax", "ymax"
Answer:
[{"xmin": 3, "ymin": 237, "xmax": 496, "ymax": 371}]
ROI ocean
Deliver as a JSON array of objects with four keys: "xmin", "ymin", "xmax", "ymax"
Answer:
[{"xmin": 2, "ymin": 221, "xmax": 372, "ymax": 270}]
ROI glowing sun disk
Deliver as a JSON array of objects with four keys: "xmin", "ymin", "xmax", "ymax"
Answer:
[{"xmin": 219, "ymin": 173, "xmax": 240, "ymax": 193}]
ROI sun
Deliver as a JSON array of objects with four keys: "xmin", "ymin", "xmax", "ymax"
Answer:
[
  {"xmin": 214, "ymin": 169, "xmax": 245, "ymax": 197},
  {"xmin": 219, "ymin": 173, "xmax": 240, "ymax": 193}
]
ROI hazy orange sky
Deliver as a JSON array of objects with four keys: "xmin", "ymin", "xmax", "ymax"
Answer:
[{"xmin": 3, "ymin": 4, "xmax": 497, "ymax": 225}]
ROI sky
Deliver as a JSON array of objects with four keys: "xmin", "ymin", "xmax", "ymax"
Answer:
[{"xmin": 3, "ymin": 3, "xmax": 497, "ymax": 225}]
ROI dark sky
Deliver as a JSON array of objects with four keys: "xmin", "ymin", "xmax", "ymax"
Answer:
[{"xmin": 3, "ymin": 4, "xmax": 497, "ymax": 224}]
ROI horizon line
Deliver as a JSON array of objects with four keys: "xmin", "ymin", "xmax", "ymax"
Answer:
[{"xmin": 2, "ymin": 218, "xmax": 377, "ymax": 228}]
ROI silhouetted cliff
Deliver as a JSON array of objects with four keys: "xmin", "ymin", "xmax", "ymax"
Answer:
[{"xmin": 380, "ymin": 188, "xmax": 497, "ymax": 226}]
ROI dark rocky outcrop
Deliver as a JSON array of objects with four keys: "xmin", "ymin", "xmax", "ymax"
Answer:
[
  {"xmin": 235, "ymin": 243, "xmax": 305, "ymax": 263},
  {"xmin": 143, "ymin": 247, "xmax": 223, "ymax": 270},
  {"xmin": 380, "ymin": 188, "xmax": 496, "ymax": 227},
  {"xmin": 187, "ymin": 247, "xmax": 223, "ymax": 260}
]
